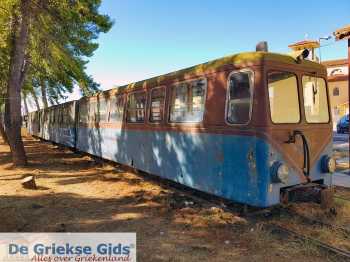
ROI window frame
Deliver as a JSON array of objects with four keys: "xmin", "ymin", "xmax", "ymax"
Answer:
[
  {"xmin": 168, "ymin": 77, "xmax": 208, "ymax": 124},
  {"xmin": 266, "ymin": 70, "xmax": 301, "ymax": 125},
  {"xmin": 126, "ymin": 90, "xmax": 147, "ymax": 124},
  {"xmin": 301, "ymin": 74, "xmax": 330, "ymax": 124},
  {"xmin": 225, "ymin": 69, "xmax": 255, "ymax": 126},
  {"xmin": 149, "ymin": 86, "xmax": 166, "ymax": 124}
]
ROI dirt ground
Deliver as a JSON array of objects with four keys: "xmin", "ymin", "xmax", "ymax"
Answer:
[{"xmin": 0, "ymin": 134, "xmax": 347, "ymax": 261}]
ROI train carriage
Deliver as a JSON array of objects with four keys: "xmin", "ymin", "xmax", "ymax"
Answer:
[
  {"xmin": 27, "ymin": 51, "xmax": 335, "ymax": 207},
  {"xmin": 27, "ymin": 101, "xmax": 77, "ymax": 148}
]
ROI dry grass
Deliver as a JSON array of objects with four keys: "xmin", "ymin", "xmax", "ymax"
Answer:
[
  {"xmin": 0, "ymin": 135, "xmax": 346, "ymax": 261},
  {"xmin": 276, "ymin": 201, "xmax": 350, "ymax": 254},
  {"xmin": 335, "ymin": 186, "xmax": 350, "ymax": 200}
]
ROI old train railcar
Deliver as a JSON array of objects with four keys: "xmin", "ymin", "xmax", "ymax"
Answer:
[
  {"xmin": 73, "ymin": 51, "xmax": 334, "ymax": 207},
  {"xmin": 27, "ymin": 101, "xmax": 77, "ymax": 148}
]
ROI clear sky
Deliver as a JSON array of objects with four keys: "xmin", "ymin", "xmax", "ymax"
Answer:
[{"xmin": 82, "ymin": 0, "xmax": 350, "ymax": 94}]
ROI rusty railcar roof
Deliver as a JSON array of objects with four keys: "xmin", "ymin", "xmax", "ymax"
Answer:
[{"xmin": 89, "ymin": 51, "xmax": 325, "ymax": 99}]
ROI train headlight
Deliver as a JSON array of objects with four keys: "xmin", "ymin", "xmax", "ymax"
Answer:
[
  {"xmin": 321, "ymin": 156, "xmax": 336, "ymax": 173},
  {"xmin": 271, "ymin": 162, "xmax": 289, "ymax": 184}
]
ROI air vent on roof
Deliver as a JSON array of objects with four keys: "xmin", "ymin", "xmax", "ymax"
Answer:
[{"xmin": 256, "ymin": 41, "xmax": 268, "ymax": 52}]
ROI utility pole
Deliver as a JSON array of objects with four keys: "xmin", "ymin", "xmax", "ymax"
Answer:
[
  {"xmin": 318, "ymin": 36, "xmax": 332, "ymax": 62},
  {"xmin": 333, "ymin": 25, "xmax": 350, "ymax": 98}
]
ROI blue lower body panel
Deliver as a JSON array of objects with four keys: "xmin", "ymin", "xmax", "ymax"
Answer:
[
  {"xmin": 47, "ymin": 127, "xmax": 75, "ymax": 148},
  {"xmin": 76, "ymin": 127, "xmax": 269, "ymax": 206},
  {"xmin": 31, "ymin": 125, "xmax": 76, "ymax": 148},
  {"xmin": 75, "ymin": 127, "xmax": 332, "ymax": 207}
]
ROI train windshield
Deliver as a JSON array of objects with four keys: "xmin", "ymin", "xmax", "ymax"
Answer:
[
  {"xmin": 267, "ymin": 71, "xmax": 300, "ymax": 123},
  {"xmin": 302, "ymin": 76, "xmax": 329, "ymax": 123},
  {"xmin": 267, "ymin": 72, "xmax": 330, "ymax": 124}
]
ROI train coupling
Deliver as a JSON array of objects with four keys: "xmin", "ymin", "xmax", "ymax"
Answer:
[{"xmin": 280, "ymin": 183, "xmax": 334, "ymax": 209}]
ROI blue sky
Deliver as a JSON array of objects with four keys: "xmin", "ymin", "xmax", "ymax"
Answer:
[{"xmin": 85, "ymin": 0, "xmax": 350, "ymax": 91}]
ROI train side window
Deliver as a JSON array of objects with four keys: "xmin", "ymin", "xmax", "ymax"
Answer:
[
  {"xmin": 109, "ymin": 95, "xmax": 124, "ymax": 122},
  {"xmin": 51, "ymin": 110, "xmax": 55, "ymax": 124},
  {"xmin": 87, "ymin": 103, "xmax": 91, "ymax": 123},
  {"xmin": 67, "ymin": 106, "xmax": 73, "ymax": 125},
  {"xmin": 49, "ymin": 110, "xmax": 53, "ymax": 124},
  {"xmin": 89, "ymin": 101, "xmax": 97, "ymax": 123},
  {"xmin": 169, "ymin": 78, "xmax": 207, "ymax": 123},
  {"xmin": 54, "ymin": 110, "xmax": 58, "ymax": 125},
  {"xmin": 60, "ymin": 108, "xmax": 63, "ymax": 125},
  {"xmin": 44, "ymin": 111, "xmax": 48, "ymax": 123},
  {"xmin": 79, "ymin": 102, "xmax": 88, "ymax": 124},
  {"xmin": 97, "ymin": 98, "xmax": 108, "ymax": 122},
  {"xmin": 63, "ymin": 107, "xmax": 69, "ymax": 125},
  {"xmin": 64, "ymin": 108, "xmax": 68, "ymax": 125},
  {"xmin": 127, "ymin": 92, "xmax": 146, "ymax": 123},
  {"xmin": 57, "ymin": 109, "xmax": 61, "ymax": 124},
  {"xmin": 226, "ymin": 71, "xmax": 253, "ymax": 124},
  {"xmin": 150, "ymin": 87, "xmax": 165, "ymax": 123},
  {"xmin": 57, "ymin": 109, "xmax": 61, "ymax": 125},
  {"xmin": 60, "ymin": 108, "xmax": 64, "ymax": 125},
  {"xmin": 268, "ymin": 71, "xmax": 300, "ymax": 124},
  {"xmin": 53, "ymin": 110, "xmax": 57, "ymax": 124}
]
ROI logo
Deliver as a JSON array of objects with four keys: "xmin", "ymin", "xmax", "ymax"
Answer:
[{"xmin": 0, "ymin": 233, "xmax": 136, "ymax": 262}]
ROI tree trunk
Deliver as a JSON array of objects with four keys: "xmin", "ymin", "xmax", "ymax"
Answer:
[
  {"xmin": 22, "ymin": 176, "xmax": 37, "ymax": 189},
  {"xmin": 0, "ymin": 112, "xmax": 8, "ymax": 144},
  {"xmin": 40, "ymin": 79, "xmax": 48, "ymax": 108},
  {"xmin": 5, "ymin": 0, "xmax": 31, "ymax": 166}
]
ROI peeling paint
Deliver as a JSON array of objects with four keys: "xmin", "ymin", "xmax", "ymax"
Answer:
[{"xmin": 247, "ymin": 150, "xmax": 256, "ymax": 170}]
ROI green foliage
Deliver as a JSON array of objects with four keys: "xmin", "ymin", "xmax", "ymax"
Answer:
[
  {"xmin": 0, "ymin": 1, "xmax": 12, "ymax": 109},
  {"xmin": 0, "ymin": 0, "xmax": 113, "ymax": 108}
]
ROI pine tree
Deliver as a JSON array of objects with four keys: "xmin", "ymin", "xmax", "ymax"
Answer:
[{"xmin": 0, "ymin": 0, "xmax": 113, "ymax": 165}]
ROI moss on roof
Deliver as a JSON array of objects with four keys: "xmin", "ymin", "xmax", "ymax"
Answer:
[{"xmin": 105, "ymin": 51, "xmax": 325, "ymax": 94}]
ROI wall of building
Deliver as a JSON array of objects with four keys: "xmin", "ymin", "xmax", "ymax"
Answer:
[
  {"xmin": 321, "ymin": 59, "xmax": 349, "ymax": 129},
  {"xmin": 326, "ymin": 64, "xmax": 348, "ymax": 76},
  {"xmin": 328, "ymin": 80, "xmax": 349, "ymax": 128}
]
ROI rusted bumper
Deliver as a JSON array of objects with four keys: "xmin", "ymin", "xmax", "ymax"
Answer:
[{"xmin": 280, "ymin": 183, "xmax": 334, "ymax": 209}]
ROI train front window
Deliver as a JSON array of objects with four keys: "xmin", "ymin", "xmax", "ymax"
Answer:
[
  {"xmin": 302, "ymin": 76, "xmax": 329, "ymax": 123},
  {"xmin": 268, "ymin": 71, "xmax": 300, "ymax": 124}
]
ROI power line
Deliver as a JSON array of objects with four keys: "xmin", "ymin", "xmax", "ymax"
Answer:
[{"xmin": 320, "ymin": 41, "xmax": 340, "ymax": 48}]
